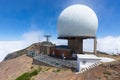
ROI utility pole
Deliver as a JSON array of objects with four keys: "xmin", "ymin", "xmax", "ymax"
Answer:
[{"xmin": 116, "ymin": 48, "xmax": 119, "ymax": 55}]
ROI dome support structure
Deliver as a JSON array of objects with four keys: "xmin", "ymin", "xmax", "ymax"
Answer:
[
  {"xmin": 58, "ymin": 36, "xmax": 97, "ymax": 54},
  {"xmin": 94, "ymin": 37, "xmax": 97, "ymax": 55}
]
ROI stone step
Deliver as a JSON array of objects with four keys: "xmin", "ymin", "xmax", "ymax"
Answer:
[{"xmin": 79, "ymin": 62, "xmax": 102, "ymax": 73}]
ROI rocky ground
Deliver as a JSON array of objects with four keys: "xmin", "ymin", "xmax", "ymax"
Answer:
[
  {"xmin": 0, "ymin": 54, "xmax": 120, "ymax": 80},
  {"xmin": 81, "ymin": 60, "xmax": 120, "ymax": 80},
  {"xmin": 0, "ymin": 54, "xmax": 33, "ymax": 80}
]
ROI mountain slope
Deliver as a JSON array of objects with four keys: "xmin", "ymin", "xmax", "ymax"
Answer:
[{"xmin": 0, "ymin": 54, "xmax": 33, "ymax": 80}]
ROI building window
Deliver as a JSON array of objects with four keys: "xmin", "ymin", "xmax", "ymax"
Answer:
[{"xmin": 82, "ymin": 60, "xmax": 86, "ymax": 65}]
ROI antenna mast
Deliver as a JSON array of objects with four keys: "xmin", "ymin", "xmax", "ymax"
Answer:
[{"xmin": 44, "ymin": 35, "xmax": 51, "ymax": 42}]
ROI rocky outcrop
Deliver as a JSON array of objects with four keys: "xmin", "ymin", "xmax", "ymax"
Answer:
[
  {"xmin": 3, "ymin": 49, "xmax": 27, "ymax": 61},
  {"xmin": 3, "ymin": 41, "xmax": 55, "ymax": 61}
]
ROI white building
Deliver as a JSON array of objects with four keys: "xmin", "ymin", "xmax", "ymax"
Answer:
[{"xmin": 77, "ymin": 54, "xmax": 101, "ymax": 72}]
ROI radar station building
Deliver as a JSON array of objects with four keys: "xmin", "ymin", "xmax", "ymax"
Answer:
[{"xmin": 49, "ymin": 4, "xmax": 98, "ymax": 59}]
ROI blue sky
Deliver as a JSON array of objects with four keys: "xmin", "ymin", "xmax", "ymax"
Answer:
[{"xmin": 0, "ymin": 0, "xmax": 120, "ymax": 40}]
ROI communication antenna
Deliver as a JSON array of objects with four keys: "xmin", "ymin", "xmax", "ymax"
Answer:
[
  {"xmin": 116, "ymin": 48, "xmax": 119, "ymax": 55},
  {"xmin": 44, "ymin": 35, "xmax": 51, "ymax": 42}
]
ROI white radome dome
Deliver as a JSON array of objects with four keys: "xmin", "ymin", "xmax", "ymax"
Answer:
[{"xmin": 57, "ymin": 4, "xmax": 98, "ymax": 37}]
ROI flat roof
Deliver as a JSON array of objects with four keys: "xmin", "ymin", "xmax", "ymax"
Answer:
[
  {"xmin": 55, "ymin": 45, "xmax": 68, "ymax": 48},
  {"xmin": 58, "ymin": 36, "xmax": 95, "ymax": 39},
  {"xmin": 77, "ymin": 54, "xmax": 101, "ymax": 60}
]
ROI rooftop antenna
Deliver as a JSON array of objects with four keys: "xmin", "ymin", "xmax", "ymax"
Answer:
[
  {"xmin": 44, "ymin": 35, "xmax": 51, "ymax": 42},
  {"xmin": 116, "ymin": 48, "xmax": 119, "ymax": 55}
]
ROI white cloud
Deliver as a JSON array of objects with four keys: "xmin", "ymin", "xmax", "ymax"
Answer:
[
  {"xmin": 97, "ymin": 36, "xmax": 120, "ymax": 54},
  {"xmin": 83, "ymin": 39, "xmax": 94, "ymax": 52},
  {"xmin": 83, "ymin": 36, "xmax": 120, "ymax": 54},
  {"xmin": 0, "ymin": 41, "xmax": 24, "ymax": 61},
  {"xmin": 22, "ymin": 30, "xmax": 44, "ymax": 47},
  {"xmin": 0, "ymin": 30, "xmax": 45, "ymax": 62}
]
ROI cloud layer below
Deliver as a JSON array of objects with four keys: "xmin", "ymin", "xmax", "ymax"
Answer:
[
  {"xmin": 0, "ymin": 30, "xmax": 43, "ymax": 62},
  {"xmin": 0, "ymin": 31, "xmax": 120, "ymax": 62},
  {"xmin": 0, "ymin": 41, "xmax": 24, "ymax": 61},
  {"xmin": 97, "ymin": 36, "xmax": 120, "ymax": 54}
]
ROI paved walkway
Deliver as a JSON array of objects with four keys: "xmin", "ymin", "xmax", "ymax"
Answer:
[{"xmin": 34, "ymin": 54, "xmax": 77, "ymax": 68}]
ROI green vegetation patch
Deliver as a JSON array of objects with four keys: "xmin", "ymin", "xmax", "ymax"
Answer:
[
  {"xmin": 30, "ymin": 69, "xmax": 39, "ymax": 76},
  {"xmin": 30, "ymin": 66, "xmax": 34, "ymax": 69},
  {"xmin": 46, "ymin": 67, "xmax": 51, "ymax": 71},
  {"xmin": 38, "ymin": 66, "xmax": 42, "ymax": 72},
  {"xmin": 103, "ymin": 71, "xmax": 111, "ymax": 75},
  {"xmin": 53, "ymin": 68, "xmax": 61, "ymax": 72},
  {"xmin": 16, "ymin": 69, "xmax": 39, "ymax": 80},
  {"xmin": 16, "ymin": 72, "xmax": 31, "ymax": 80},
  {"xmin": 96, "ymin": 76, "xmax": 101, "ymax": 80}
]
